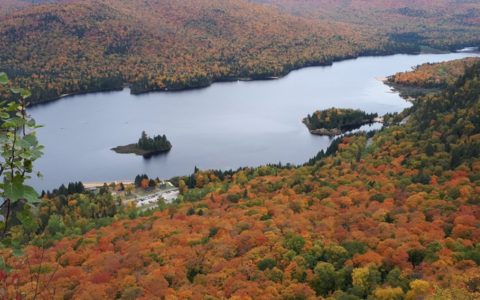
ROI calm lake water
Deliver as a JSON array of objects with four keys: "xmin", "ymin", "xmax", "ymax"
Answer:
[{"xmin": 27, "ymin": 52, "xmax": 480, "ymax": 191}]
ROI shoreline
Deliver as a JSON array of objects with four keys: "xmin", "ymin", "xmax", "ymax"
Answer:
[
  {"xmin": 374, "ymin": 77, "xmax": 388, "ymax": 83},
  {"xmin": 380, "ymin": 79, "xmax": 441, "ymax": 103},
  {"xmin": 111, "ymin": 143, "xmax": 172, "ymax": 156},
  {"xmin": 83, "ymin": 181, "xmax": 134, "ymax": 188},
  {"xmin": 26, "ymin": 48, "xmax": 458, "ymax": 106},
  {"xmin": 144, "ymin": 47, "xmax": 472, "ymax": 97},
  {"xmin": 129, "ymin": 71, "xmax": 321, "ymax": 96},
  {"xmin": 30, "ymin": 86, "xmax": 126, "ymax": 106},
  {"xmin": 301, "ymin": 117, "xmax": 383, "ymax": 137}
]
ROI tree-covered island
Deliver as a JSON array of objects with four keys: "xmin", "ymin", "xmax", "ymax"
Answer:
[
  {"xmin": 303, "ymin": 107, "xmax": 379, "ymax": 136},
  {"xmin": 111, "ymin": 131, "xmax": 172, "ymax": 156}
]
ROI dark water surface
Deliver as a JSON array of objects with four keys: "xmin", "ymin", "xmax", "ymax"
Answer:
[{"xmin": 27, "ymin": 52, "xmax": 479, "ymax": 191}]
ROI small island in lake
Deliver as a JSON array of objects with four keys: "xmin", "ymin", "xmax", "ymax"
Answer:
[
  {"xmin": 112, "ymin": 131, "xmax": 172, "ymax": 156},
  {"xmin": 302, "ymin": 108, "xmax": 379, "ymax": 136}
]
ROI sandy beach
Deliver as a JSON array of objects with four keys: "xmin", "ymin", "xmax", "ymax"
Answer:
[
  {"xmin": 374, "ymin": 77, "xmax": 388, "ymax": 82},
  {"xmin": 83, "ymin": 180, "xmax": 134, "ymax": 188}
]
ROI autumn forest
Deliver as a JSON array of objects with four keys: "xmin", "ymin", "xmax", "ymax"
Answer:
[
  {"xmin": 2, "ymin": 0, "xmax": 480, "ymax": 299},
  {"xmin": 2, "ymin": 59, "xmax": 480, "ymax": 299}
]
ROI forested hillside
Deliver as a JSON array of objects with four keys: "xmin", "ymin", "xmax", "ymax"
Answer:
[
  {"xmin": 0, "ymin": 0, "xmax": 370, "ymax": 103},
  {"xmin": 250, "ymin": 0, "xmax": 480, "ymax": 50},
  {"xmin": 1, "ymin": 0, "xmax": 479, "ymax": 103},
  {"xmin": 3, "ymin": 62, "xmax": 480, "ymax": 299},
  {"xmin": 0, "ymin": 0, "xmax": 30, "ymax": 16}
]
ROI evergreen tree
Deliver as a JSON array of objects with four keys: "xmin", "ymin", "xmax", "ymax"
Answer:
[
  {"xmin": 137, "ymin": 131, "xmax": 171, "ymax": 152},
  {"xmin": 134, "ymin": 175, "xmax": 142, "ymax": 187},
  {"xmin": 76, "ymin": 181, "xmax": 85, "ymax": 193},
  {"xmin": 59, "ymin": 184, "xmax": 68, "ymax": 196},
  {"xmin": 67, "ymin": 182, "xmax": 76, "ymax": 195},
  {"xmin": 148, "ymin": 179, "xmax": 156, "ymax": 188}
]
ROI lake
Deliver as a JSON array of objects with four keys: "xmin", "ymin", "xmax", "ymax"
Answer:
[{"xmin": 27, "ymin": 52, "xmax": 480, "ymax": 191}]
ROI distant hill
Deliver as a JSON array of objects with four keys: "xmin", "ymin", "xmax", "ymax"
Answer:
[
  {"xmin": 0, "ymin": 0, "xmax": 357, "ymax": 103},
  {"xmin": 3, "ymin": 0, "xmax": 479, "ymax": 103},
  {"xmin": 0, "ymin": 0, "xmax": 30, "ymax": 16}
]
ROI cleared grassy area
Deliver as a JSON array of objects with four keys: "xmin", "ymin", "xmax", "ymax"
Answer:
[{"xmin": 124, "ymin": 193, "xmax": 138, "ymax": 201}]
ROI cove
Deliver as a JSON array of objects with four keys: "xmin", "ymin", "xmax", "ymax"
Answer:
[{"xmin": 27, "ymin": 52, "xmax": 480, "ymax": 191}]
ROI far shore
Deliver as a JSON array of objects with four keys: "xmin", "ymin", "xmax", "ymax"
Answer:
[
  {"xmin": 33, "ymin": 76, "xmax": 284, "ymax": 104},
  {"xmin": 30, "ymin": 85, "xmax": 126, "ymax": 105},
  {"xmin": 27, "ymin": 47, "xmax": 464, "ymax": 106}
]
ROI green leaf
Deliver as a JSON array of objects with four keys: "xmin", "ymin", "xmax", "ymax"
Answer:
[
  {"xmin": 8, "ymin": 117, "xmax": 27, "ymax": 126},
  {"xmin": 10, "ymin": 88, "xmax": 24, "ymax": 94},
  {"xmin": 5, "ymin": 103, "xmax": 20, "ymax": 112},
  {"xmin": 16, "ymin": 139, "xmax": 31, "ymax": 149},
  {"xmin": 21, "ymin": 90, "xmax": 32, "ymax": 99},
  {"xmin": 13, "ymin": 249, "xmax": 25, "ymax": 257},
  {"xmin": 17, "ymin": 211, "xmax": 34, "ymax": 227},
  {"xmin": 0, "ymin": 261, "xmax": 12, "ymax": 275},
  {"xmin": 26, "ymin": 118, "xmax": 37, "ymax": 126},
  {"xmin": 0, "ymin": 73, "xmax": 8, "ymax": 85},
  {"xmin": 0, "ymin": 112, "xmax": 9, "ymax": 119},
  {"xmin": 12, "ymin": 175, "xmax": 24, "ymax": 184},
  {"xmin": 11, "ymin": 239, "xmax": 20, "ymax": 246},
  {"xmin": 4, "ymin": 180, "xmax": 25, "ymax": 202},
  {"xmin": 23, "ymin": 159, "xmax": 33, "ymax": 169},
  {"xmin": 30, "ymin": 149, "xmax": 44, "ymax": 160},
  {"xmin": 23, "ymin": 134, "xmax": 38, "ymax": 146},
  {"xmin": 23, "ymin": 185, "xmax": 40, "ymax": 204},
  {"xmin": 1, "ymin": 119, "xmax": 16, "ymax": 128},
  {"xmin": 0, "ymin": 221, "xmax": 4, "ymax": 231}
]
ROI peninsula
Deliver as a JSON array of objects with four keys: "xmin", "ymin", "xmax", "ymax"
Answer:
[
  {"xmin": 381, "ymin": 57, "xmax": 480, "ymax": 101},
  {"xmin": 112, "ymin": 131, "xmax": 172, "ymax": 156}
]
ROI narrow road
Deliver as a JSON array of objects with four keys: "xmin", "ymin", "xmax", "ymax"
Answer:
[
  {"xmin": 366, "ymin": 137, "xmax": 373, "ymax": 149},
  {"xmin": 400, "ymin": 115, "xmax": 411, "ymax": 125}
]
